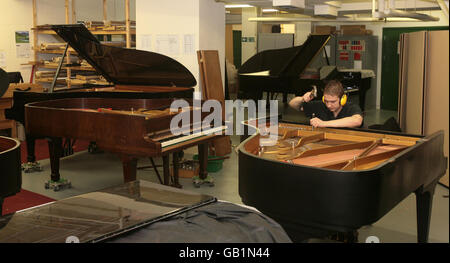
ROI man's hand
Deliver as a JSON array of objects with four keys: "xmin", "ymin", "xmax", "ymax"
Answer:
[
  {"xmin": 310, "ymin": 117, "xmax": 326, "ymax": 128},
  {"xmin": 302, "ymin": 91, "xmax": 314, "ymax": 103}
]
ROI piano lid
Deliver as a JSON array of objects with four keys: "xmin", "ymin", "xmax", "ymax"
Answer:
[
  {"xmin": 50, "ymin": 24, "xmax": 196, "ymax": 88},
  {"xmin": 238, "ymin": 34, "xmax": 331, "ymax": 77}
]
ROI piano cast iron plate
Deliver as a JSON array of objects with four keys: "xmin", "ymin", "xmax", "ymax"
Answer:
[{"xmin": 0, "ymin": 180, "xmax": 216, "ymax": 243}]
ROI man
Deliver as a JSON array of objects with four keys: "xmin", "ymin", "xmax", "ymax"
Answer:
[{"xmin": 288, "ymin": 80, "xmax": 363, "ymax": 128}]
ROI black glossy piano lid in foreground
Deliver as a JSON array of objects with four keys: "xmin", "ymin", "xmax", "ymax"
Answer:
[{"xmin": 0, "ymin": 180, "xmax": 216, "ymax": 243}]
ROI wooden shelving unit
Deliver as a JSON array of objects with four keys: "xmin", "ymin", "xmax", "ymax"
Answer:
[{"xmin": 30, "ymin": 0, "xmax": 135, "ymax": 88}]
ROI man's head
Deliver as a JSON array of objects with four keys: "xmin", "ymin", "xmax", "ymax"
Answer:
[{"xmin": 322, "ymin": 80, "xmax": 345, "ymax": 113}]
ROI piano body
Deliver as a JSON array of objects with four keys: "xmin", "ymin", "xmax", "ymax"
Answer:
[
  {"xmin": 5, "ymin": 24, "xmax": 194, "ymax": 165},
  {"xmin": 237, "ymin": 34, "xmax": 373, "ymax": 111},
  {"xmin": 238, "ymin": 121, "xmax": 447, "ymax": 242},
  {"xmin": 25, "ymin": 97, "xmax": 227, "ymax": 189},
  {"xmin": 238, "ymin": 34, "xmax": 331, "ymax": 103},
  {"xmin": 0, "ymin": 136, "xmax": 21, "ymax": 215}
]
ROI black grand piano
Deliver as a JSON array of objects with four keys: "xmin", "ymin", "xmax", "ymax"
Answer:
[
  {"xmin": 5, "ymin": 24, "xmax": 195, "ymax": 170},
  {"xmin": 237, "ymin": 34, "xmax": 372, "ymax": 111},
  {"xmin": 0, "ymin": 136, "xmax": 21, "ymax": 216},
  {"xmin": 238, "ymin": 121, "xmax": 447, "ymax": 243}
]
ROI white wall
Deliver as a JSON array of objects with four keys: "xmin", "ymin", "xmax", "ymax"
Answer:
[
  {"xmin": 0, "ymin": 0, "xmax": 134, "ymax": 82},
  {"xmin": 136, "ymin": 0, "xmax": 225, "ymax": 92},
  {"xmin": 199, "ymin": 0, "xmax": 225, "ymax": 86},
  {"xmin": 0, "ymin": 0, "xmax": 35, "ymax": 81},
  {"xmin": 241, "ymin": 7, "xmax": 260, "ymax": 65}
]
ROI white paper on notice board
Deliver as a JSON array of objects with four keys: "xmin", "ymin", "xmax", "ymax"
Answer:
[
  {"xmin": 184, "ymin": 34, "xmax": 195, "ymax": 55},
  {"xmin": 140, "ymin": 34, "xmax": 152, "ymax": 51},
  {"xmin": 354, "ymin": 60, "xmax": 362, "ymax": 69},
  {"xmin": 155, "ymin": 34, "xmax": 179, "ymax": 56}
]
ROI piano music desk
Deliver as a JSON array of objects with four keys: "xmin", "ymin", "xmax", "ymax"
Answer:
[{"xmin": 0, "ymin": 83, "xmax": 43, "ymax": 138}]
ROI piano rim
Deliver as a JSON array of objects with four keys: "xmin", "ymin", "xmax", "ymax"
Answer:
[
  {"xmin": 0, "ymin": 136, "xmax": 20, "ymax": 155},
  {"xmin": 237, "ymin": 122, "xmax": 428, "ymax": 173}
]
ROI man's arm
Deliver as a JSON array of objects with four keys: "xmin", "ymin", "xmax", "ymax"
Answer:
[
  {"xmin": 310, "ymin": 114, "xmax": 363, "ymax": 128},
  {"xmin": 288, "ymin": 91, "xmax": 314, "ymax": 111}
]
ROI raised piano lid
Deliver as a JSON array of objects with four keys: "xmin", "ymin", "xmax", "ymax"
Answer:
[
  {"xmin": 49, "ymin": 24, "xmax": 197, "ymax": 88},
  {"xmin": 238, "ymin": 34, "xmax": 331, "ymax": 77}
]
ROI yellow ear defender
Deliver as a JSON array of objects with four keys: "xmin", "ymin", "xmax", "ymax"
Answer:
[{"xmin": 322, "ymin": 94, "xmax": 347, "ymax": 106}]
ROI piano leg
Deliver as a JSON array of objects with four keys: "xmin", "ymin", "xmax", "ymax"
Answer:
[
  {"xmin": 21, "ymin": 134, "xmax": 43, "ymax": 173},
  {"xmin": 198, "ymin": 143, "xmax": 208, "ymax": 180},
  {"xmin": 193, "ymin": 143, "xmax": 214, "ymax": 187},
  {"xmin": 414, "ymin": 179, "xmax": 439, "ymax": 243},
  {"xmin": 120, "ymin": 155, "xmax": 137, "ymax": 183},
  {"xmin": 44, "ymin": 137, "xmax": 72, "ymax": 191},
  {"xmin": 163, "ymin": 155, "xmax": 170, "ymax": 185},
  {"xmin": 26, "ymin": 134, "xmax": 37, "ymax": 163},
  {"xmin": 359, "ymin": 78, "xmax": 370, "ymax": 111},
  {"xmin": 47, "ymin": 137, "xmax": 62, "ymax": 182},
  {"xmin": 172, "ymin": 151, "xmax": 182, "ymax": 188}
]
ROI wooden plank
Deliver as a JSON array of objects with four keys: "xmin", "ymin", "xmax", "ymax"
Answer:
[
  {"xmin": 342, "ymin": 147, "xmax": 407, "ymax": 171},
  {"xmin": 424, "ymin": 30, "xmax": 449, "ymax": 186},
  {"xmin": 197, "ymin": 50, "xmax": 231, "ymax": 156},
  {"xmin": 125, "ymin": 0, "xmax": 131, "ymax": 48},
  {"xmin": 295, "ymin": 140, "xmax": 374, "ymax": 159}
]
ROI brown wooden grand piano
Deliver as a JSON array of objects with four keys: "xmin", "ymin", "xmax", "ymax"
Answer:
[
  {"xmin": 238, "ymin": 120, "xmax": 447, "ymax": 242},
  {"xmin": 25, "ymin": 97, "xmax": 227, "ymax": 190},
  {"xmin": 5, "ymin": 24, "xmax": 195, "ymax": 171},
  {"xmin": 8, "ymin": 24, "xmax": 226, "ymax": 190}
]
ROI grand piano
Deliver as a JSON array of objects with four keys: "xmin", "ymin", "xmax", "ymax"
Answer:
[
  {"xmin": 238, "ymin": 120, "xmax": 447, "ymax": 242},
  {"xmin": 6, "ymin": 24, "xmax": 225, "ymax": 190},
  {"xmin": 0, "ymin": 136, "xmax": 21, "ymax": 216},
  {"xmin": 5, "ymin": 24, "xmax": 195, "ymax": 170},
  {"xmin": 237, "ymin": 34, "xmax": 372, "ymax": 111},
  {"xmin": 25, "ymin": 97, "xmax": 227, "ymax": 190}
]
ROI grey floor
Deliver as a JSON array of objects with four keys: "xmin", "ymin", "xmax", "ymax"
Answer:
[{"xmin": 17, "ymin": 98, "xmax": 449, "ymax": 243}]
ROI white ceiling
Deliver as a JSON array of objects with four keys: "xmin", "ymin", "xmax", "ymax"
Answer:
[{"xmin": 219, "ymin": 0, "xmax": 448, "ymax": 20}]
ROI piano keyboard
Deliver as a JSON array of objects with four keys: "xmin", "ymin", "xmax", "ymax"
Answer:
[{"xmin": 161, "ymin": 125, "xmax": 228, "ymax": 148}]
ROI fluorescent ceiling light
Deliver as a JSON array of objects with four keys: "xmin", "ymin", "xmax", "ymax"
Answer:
[
  {"xmin": 262, "ymin": 8, "xmax": 279, "ymax": 12},
  {"xmin": 225, "ymin": 4, "xmax": 253, "ymax": 8}
]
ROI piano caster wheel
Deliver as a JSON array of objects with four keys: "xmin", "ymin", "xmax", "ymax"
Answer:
[
  {"xmin": 171, "ymin": 183, "xmax": 183, "ymax": 189},
  {"xmin": 22, "ymin": 162, "xmax": 43, "ymax": 173},
  {"xmin": 192, "ymin": 175, "xmax": 215, "ymax": 188},
  {"xmin": 88, "ymin": 142, "xmax": 103, "ymax": 154},
  {"xmin": 45, "ymin": 179, "xmax": 72, "ymax": 192}
]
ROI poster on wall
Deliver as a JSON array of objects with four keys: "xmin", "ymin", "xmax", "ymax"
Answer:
[
  {"xmin": 183, "ymin": 34, "xmax": 195, "ymax": 55},
  {"xmin": 140, "ymin": 34, "xmax": 152, "ymax": 52},
  {"xmin": 15, "ymin": 31, "xmax": 30, "ymax": 58},
  {"xmin": 155, "ymin": 34, "xmax": 179, "ymax": 57}
]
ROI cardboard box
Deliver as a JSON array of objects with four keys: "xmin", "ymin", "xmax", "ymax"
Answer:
[
  {"xmin": 340, "ymin": 25, "xmax": 366, "ymax": 30},
  {"xmin": 313, "ymin": 26, "xmax": 336, "ymax": 35},
  {"xmin": 340, "ymin": 25, "xmax": 367, "ymax": 35},
  {"xmin": 171, "ymin": 161, "xmax": 199, "ymax": 179}
]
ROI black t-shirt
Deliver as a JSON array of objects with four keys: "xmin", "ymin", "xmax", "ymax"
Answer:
[{"xmin": 302, "ymin": 100, "xmax": 363, "ymax": 122}]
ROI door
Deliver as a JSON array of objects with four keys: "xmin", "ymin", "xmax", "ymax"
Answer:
[
  {"xmin": 380, "ymin": 26, "xmax": 448, "ymax": 110},
  {"xmin": 232, "ymin": 30, "xmax": 242, "ymax": 69}
]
